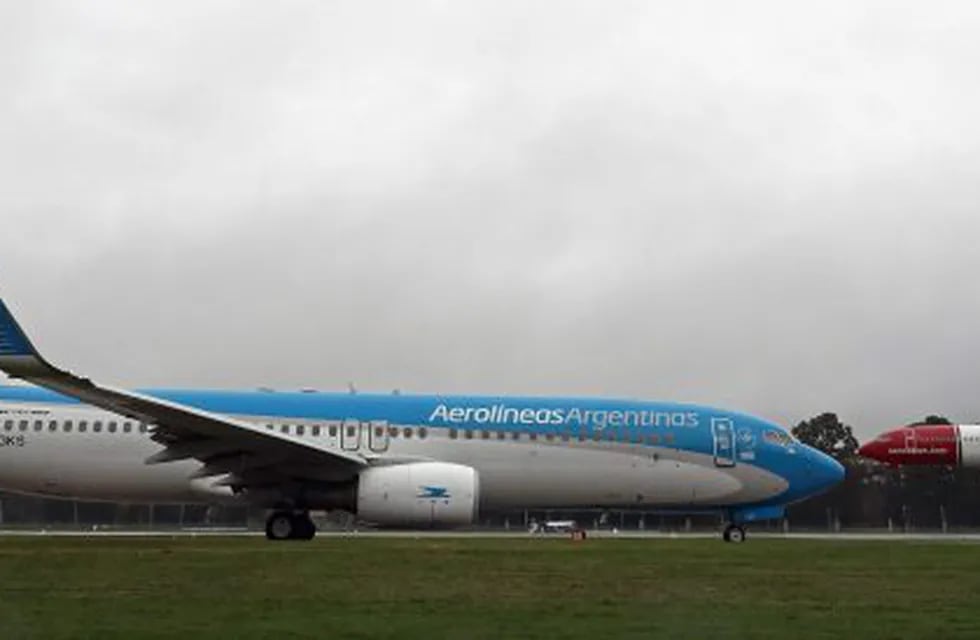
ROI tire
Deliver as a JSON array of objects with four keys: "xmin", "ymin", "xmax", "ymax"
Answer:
[
  {"xmin": 293, "ymin": 514, "xmax": 316, "ymax": 541},
  {"xmin": 725, "ymin": 525, "xmax": 746, "ymax": 543},
  {"xmin": 265, "ymin": 512, "xmax": 295, "ymax": 541}
]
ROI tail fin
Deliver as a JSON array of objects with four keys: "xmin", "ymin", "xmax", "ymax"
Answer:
[{"xmin": 0, "ymin": 299, "xmax": 40, "ymax": 358}]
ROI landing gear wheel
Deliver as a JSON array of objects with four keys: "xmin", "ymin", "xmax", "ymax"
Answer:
[
  {"xmin": 266, "ymin": 511, "xmax": 295, "ymax": 541},
  {"xmin": 292, "ymin": 513, "xmax": 316, "ymax": 541},
  {"xmin": 723, "ymin": 524, "xmax": 746, "ymax": 543}
]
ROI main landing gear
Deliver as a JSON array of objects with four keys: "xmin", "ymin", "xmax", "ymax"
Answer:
[
  {"xmin": 722, "ymin": 523, "xmax": 746, "ymax": 543},
  {"xmin": 265, "ymin": 511, "xmax": 316, "ymax": 541}
]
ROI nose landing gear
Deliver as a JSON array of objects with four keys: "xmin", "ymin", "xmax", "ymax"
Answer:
[
  {"xmin": 265, "ymin": 511, "xmax": 316, "ymax": 541},
  {"xmin": 722, "ymin": 523, "xmax": 746, "ymax": 543}
]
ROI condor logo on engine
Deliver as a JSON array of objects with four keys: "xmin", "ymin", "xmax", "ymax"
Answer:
[{"xmin": 417, "ymin": 485, "xmax": 450, "ymax": 500}]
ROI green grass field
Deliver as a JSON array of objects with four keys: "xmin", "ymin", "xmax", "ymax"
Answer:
[{"xmin": 1, "ymin": 536, "xmax": 978, "ymax": 639}]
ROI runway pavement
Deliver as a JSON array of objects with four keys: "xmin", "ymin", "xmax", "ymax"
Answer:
[{"xmin": 4, "ymin": 528, "xmax": 980, "ymax": 542}]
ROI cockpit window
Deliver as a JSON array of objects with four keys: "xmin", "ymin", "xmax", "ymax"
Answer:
[{"xmin": 763, "ymin": 430, "xmax": 793, "ymax": 446}]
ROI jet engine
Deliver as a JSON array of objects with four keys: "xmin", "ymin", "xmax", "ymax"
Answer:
[{"xmin": 356, "ymin": 462, "xmax": 480, "ymax": 527}]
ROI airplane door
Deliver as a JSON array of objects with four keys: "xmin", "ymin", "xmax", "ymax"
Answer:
[
  {"xmin": 712, "ymin": 418, "xmax": 736, "ymax": 467},
  {"xmin": 368, "ymin": 420, "xmax": 389, "ymax": 453},
  {"xmin": 341, "ymin": 419, "xmax": 361, "ymax": 451}
]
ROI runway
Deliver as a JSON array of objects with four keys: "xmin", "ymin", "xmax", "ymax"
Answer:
[{"xmin": 3, "ymin": 528, "xmax": 980, "ymax": 542}]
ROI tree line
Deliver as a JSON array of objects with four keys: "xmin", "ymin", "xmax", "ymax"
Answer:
[{"xmin": 788, "ymin": 413, "xmax": 980, "ymax": 530}]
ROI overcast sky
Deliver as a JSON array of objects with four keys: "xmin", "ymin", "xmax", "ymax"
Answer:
[{"xmin": 2, "ymin": 2, "xmax": 980, "ymax": 437}]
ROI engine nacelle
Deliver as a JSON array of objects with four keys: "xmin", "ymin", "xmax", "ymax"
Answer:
[{"xmin": 356, "ymin": 462, "xmax": 480, "ymax": 527}]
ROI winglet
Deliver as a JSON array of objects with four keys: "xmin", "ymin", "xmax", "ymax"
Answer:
[{"xmin": 0, "ymin": 299, "xmax": 40, "ymax": 358}]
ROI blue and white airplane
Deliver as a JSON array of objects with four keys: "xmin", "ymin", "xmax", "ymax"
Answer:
[{"xmin": 0, "ymin": 298, "xmax": 843, "ymax": 542}]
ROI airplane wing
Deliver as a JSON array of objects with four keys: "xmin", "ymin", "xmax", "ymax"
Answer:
[{"xmin": 0, "ymin": 299, "xmax": 367, "ymax": 494}]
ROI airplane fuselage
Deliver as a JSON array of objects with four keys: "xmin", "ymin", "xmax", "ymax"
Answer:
[{"xmin": 0, "ymin": 386, "xmax": 841, "ymax": 516}]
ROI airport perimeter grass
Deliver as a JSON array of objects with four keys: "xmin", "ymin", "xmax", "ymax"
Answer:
[{"xmin": 1, "ymin": 536, "xmax": 979, "ymax": 640}]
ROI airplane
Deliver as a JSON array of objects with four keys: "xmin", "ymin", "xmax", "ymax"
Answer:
[
  {"xmin": 859, "ymin": 423, "xmax": 980, "ymax": 467},
  {"xmin": 0, "ymin": 297, "xmax": 844, "ymax": 542}
]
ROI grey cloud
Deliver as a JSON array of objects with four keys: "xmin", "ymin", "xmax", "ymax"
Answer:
[{"xmin": 3, "ymin": 1, "xmax": 980, "ymax": 438}]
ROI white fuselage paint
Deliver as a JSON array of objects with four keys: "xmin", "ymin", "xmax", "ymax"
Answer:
[
  {"xmin": 958, "ymin": 425, "xmax": 980, "ymax": 467},
  {"xmin": 0, "ymin": 403, "xmax": 788, "ymax": 510}
]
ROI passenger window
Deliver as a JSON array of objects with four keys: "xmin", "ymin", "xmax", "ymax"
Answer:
[
  {"xmin": 79, "ymin": 421, "xmax": 88, "ymax": 433},
  {"xmin": 296, "ymin": 425, "xmax": 305, "ymax": 436},
  {"xmin": 592, "ymin": 430, "xmax": 601, "ymax": 442},
  {"xmin": 449, "ymin": 428, "xmax": 458, "ymax": 439},
  {"xmin": 418, "ymin": 427, "xmax": 428, "ymax": 439},
  {"xmin": 561, "ymin": 431, "xmax": 570, "ymax": 442},
  {"xmin": 545, "ymin": 433, "xmax": 555, "ymax": 442},
  {"xmin": 123, "ymin": 422, "xmax": 132, "ymax": 433},
  {"xmin": 605, "ymin": 430, "xmax": 615, "ymax": 441},
  {"xmin": 312, "ymin": 425, "xmax": 321, "ymax": 437},
  {"xmin": 19, "ymin": 420, "xmax": 28, "ymax": 431},
  {"xmin": 481, "ymin": 430, "xmax": 490, "ymax": 440},
  {"xmin": 108, "ymin": 422, "xmax": 117, "ymax": 433},
  {"xmin": 139, "ymin": 423, "xmax": 147, "ymax": 433},
  {"xmin": 374, "ymin": 426, "xmax": 384, "ymax": 438},
  {"xmin": 497, "ymin": 431, "xmax": 506, "ymax": 440},
  {"xmin": 388, "ymin": 426, "xmax": 399, "ymax": 437},
  {"xmin": 93, "ymin": 422, "xmax": 102, "ymax": 433},
  {"xmin": 529, "ymin": 432, "xmax": 538, "ymax": 441},
  {"xmin": 3, "ymin": 420, "xmax": 12, "ymax": 431},
  {"xmin": 664, "ymin": 433, "xmax": 675, "ymax": 444},
  {"xmin": 648, "ymin": 434, "xmax": 660, "ymax": 445},
  {"xmin": 64, "ymin": 420, "xmax": 73, "ymax": 432},
  {"xmin": 403, "ymin": 427, "xmax": 413, "ymax": 439},
  {"xmin": 346, "ymin": 426, "xmax": 356, "ymax": 438},
  {"xmin": 464, "ymin": 430, "xmax": 474, "ymax": 440},
  {"xmin": 34, "ymin": 420, "xmax": 43, "ymax": 432},
  {"xmin": 281, "ymin": 425, "xmax": 290, "ymax": 434},
  {"xmin": 329, "ymin": 426, "xmax": 338, "ymax": 437},
  {"xmin": 48, "ymin": 420, "xmax": 57, "ymax": 432},
  {"xmin": 266, "ymin": 424, "xmax": 274, "ymax": 431},
  {"xmin": 511, "ymin": 431, "xmax": 520, "ymax": 440}
]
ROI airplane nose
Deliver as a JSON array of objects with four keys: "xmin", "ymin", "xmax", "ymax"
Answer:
[
  {"xmin": 807, "ymin": 447, "xmax": 845, "ymax": 492},
  {"xmin": 859, "ymin": 425, "xmax": 958, "ymax": 466},
  {"xmin": 827, "ymin": 454, "xmax": 846, "ymax": 485},
  {"xmin": 857, "ymin": 440, "xmax": 876, "ymax": 460},
  {"xmin": 858, "ymin": 433, "xmax": 894, "ymax": 464},
  {"xmin": 819, "ymin": 450, "xmax": 845, "ymax": 487}
]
